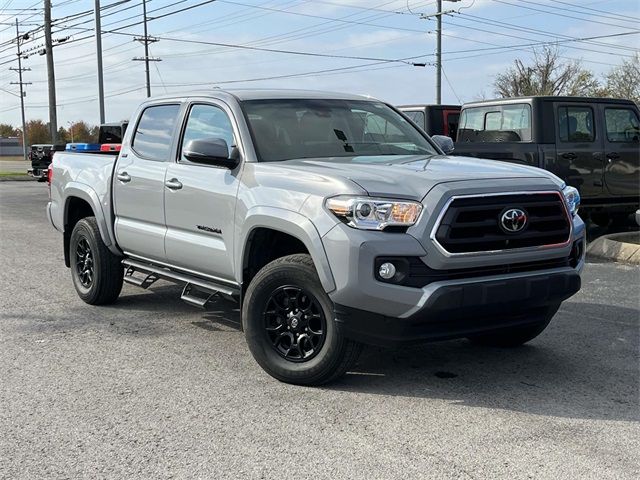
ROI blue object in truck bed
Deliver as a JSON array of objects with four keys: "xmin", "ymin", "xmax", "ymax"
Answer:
[{"xmin": 65, "ymin": 143, "xmax": 101, "ymax": 152}]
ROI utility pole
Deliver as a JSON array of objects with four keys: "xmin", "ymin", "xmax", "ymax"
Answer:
[
  {"xmin": 10, "ymin": 19, "xmax": 31, "ymax": 161},
  {"xmin": 133, "ymin": 0, "xmax": 160, "ymax": 98},
  {"xmin": 95, "ymin": 0, "xmax": 105, "ymax": 123},
  {"xmin": 430, "ymin": 0, "xmax": 460, "ymax": 105},
  {"xmin": 436, "ymin": 0, "xmax": 442, "ymax": 105},
  {"xmin": 44, "ymin": 0, "xmax": 58, "ymax": 143}
]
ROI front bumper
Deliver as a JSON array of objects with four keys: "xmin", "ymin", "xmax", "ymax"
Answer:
[
  {"xmin": 334, "ymin": 268, "xmax": 580, "ymax": 346},
  {"xmin": 322, "ymin": 209, "xmax": 585, "ymax": 346}
]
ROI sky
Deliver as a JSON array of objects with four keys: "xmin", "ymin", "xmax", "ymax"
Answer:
[{"xmin": 0, "ymin": 0, "xmax": 639, "ymax": 128}]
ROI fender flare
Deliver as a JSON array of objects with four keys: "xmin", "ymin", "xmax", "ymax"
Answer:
[
  {"xmin": 237, "ymin": 206, "xmax": 336, "ymax": 293},
  {"xmin": 63, "ymin": 182, "xmax": 120, "ymax": 256}
]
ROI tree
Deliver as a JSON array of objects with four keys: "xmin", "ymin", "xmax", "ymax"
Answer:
[
  {"xmin": 602, "ymin": 52, "xmax": 639, "ymax": 103},
  {"xmin": 21, "ymin": 120, "xmax": 51, "ymax": 145},
  {"xmin": 494, "ymin": 46, "xmax": 600, "ymax": 97},
  {"xmin": 67, "ymin": 121, "xmax": 96, "ymax": 143},
  {"xmin": 0, "ymin": 123, "xmax": 19, "ymax": 137},
  {"xmin": 57, "ymin": 126, "xmax": 70, "ymax": 144}
]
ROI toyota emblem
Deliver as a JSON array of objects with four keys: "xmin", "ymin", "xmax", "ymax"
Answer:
[{"xmin": 500, "ymin": 208, "xmax": 528, "ymax": 233}]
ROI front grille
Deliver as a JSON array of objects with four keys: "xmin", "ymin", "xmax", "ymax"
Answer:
[
  {"xmin": 404, "ymin": 256, "xmax": 570, "ymax": 288},
  {"xmin": 434, "ymin": 192, "xmax": 571, "ymax": 254}
]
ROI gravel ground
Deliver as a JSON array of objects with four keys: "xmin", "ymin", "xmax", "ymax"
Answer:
[{"xmin": 1, "ymin": 182, "xmax": 638, "ymax": 479}]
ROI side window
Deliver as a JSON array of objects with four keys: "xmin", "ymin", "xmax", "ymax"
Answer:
[
  {"xmin": 558, "ymin": 106, "xmax": 595, "ymax": 142},
  {"xmin": 458, "ymin": 104, "xmax": 531, "ymax": 142},
  {"xmin": 180, "ymin": 104, "xmax": 235, "ymax": 162},
  {"xmin": 404, "ymin": 111, "xmax": 425, "ymax": 129},
  {"xmin": 605, "ymin": 108, "xmax": 639, "ymax": 143},
  {"xmin": 132, "ymin": 104, "xmax": 180, "ymax": 160}
]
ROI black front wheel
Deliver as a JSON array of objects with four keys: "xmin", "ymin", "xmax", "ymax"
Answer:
[
  {"xmin": 70, "ymin": 217, "xmax": 123, "ymax": 305},
  {"xmin": 243, "ymin": 254, "xmax": 362, "ymax": 386}
]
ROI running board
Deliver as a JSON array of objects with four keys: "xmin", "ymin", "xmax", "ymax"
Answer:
[
  {"xmin": 181, "ymin": 283, "xmax": 219, "ymax": 309},
  {"xmin": 122, "ymin": 258, "xmax": 240, "ymax": 302}
]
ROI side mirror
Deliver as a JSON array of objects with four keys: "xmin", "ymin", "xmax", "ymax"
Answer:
[
  {"xmin": 183, "ymin": 138, "xmax": 240, "ymax": 169},
  {"xmin": 432, "ymin": 135, "xmax": 454, "ymax": 154}
]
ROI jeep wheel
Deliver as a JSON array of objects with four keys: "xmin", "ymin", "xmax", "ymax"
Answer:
[
  {"xmin": 242, "ymin": 254, "xmax": 362, "ymax": 386},
  {"xmin": 70, "ymin": 217, "xmax": 123, "ymax": 305},
  {"xmin": 467, "ymin": 304, "xmax": 560, "ymax": 347}
]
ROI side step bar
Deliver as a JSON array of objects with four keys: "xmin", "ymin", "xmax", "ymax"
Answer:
[{"xmin": 122, "ymin": 258, "xmax": 240, "ymax": 308}]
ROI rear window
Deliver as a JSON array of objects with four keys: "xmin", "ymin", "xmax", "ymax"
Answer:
[
  {"xmin": 99, "ymin": 125, "xmax": 123, "ymax": 144},
  {"xmin": 132, "ymin": 105, "xmax": 180, "ymax": 161},
  {"xmin": 458, "ymin": 104, "xmax": 532, "ymax": 142}
]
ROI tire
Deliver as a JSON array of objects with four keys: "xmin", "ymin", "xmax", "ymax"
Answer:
[
  {"xmin": 467, "ymin": 304, "xmax": 560, "ymax": 347},
  {"xmin": 589, "ymin": 211, "xmax": 610, "ymax": 227},
  {"xmin": 610, "ymin": 212, "xmax": 631, "ymax": 227},
  {"xmin": 70, "ymin": 217, "xmax": 123, "ymax": 305},
  {"xmin": 242, "ymin": 254, "xmax": 362, "ymax": 386}
]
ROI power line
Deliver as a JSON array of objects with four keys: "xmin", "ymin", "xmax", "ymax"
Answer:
[
  {"xmin": 492, "ymin": 0, "xmax": 639, "ymax": 30},
  {"xmin": 515, "ymin": 0, "xmax": 640, "ymax": 25}
]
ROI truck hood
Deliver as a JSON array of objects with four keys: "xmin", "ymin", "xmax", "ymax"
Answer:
[{"xmin": 279, "ymin": 154, "xmax": 557, "ymax": 200}]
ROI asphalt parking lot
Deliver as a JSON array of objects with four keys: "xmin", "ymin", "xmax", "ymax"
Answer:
[{"xmin": 1, "ymin": 182, "xmax": 638, "ymax": 479}]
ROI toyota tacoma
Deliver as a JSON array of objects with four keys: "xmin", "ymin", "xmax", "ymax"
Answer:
[{"xmin": 47, "ymin": 89, "xmax": 585, "ymax": 385}]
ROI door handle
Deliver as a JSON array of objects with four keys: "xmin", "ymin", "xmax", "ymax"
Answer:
[
  {"xmin": 562, "ymin": 152, "xmax": 577, "ymax": 160},
  {"xmin": 607, "ymin": 152, "xmax": 620, "ymax": 160},
  {"xmin": 116, "ymin": 171, "xmax": 131, "ymax": 183},
  {"xmin": 165, "ymin": 178, "xmax": 183, "ymax": 190}
]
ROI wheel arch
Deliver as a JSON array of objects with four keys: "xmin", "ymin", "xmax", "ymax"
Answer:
[
  {"xmin": 238, "ymin": 207, "xmax": 336, "ymax": 294},
  {"xmin": 63, "ymin": 183, "xmax": 118, "ymax": 267}
]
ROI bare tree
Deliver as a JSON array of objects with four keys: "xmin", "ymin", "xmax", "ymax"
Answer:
[
  {"xmin": 602, "ymin": 52, "xmax": 639, "ymax": 103},
  {"xmin": 494, "ymin": 46, "xmax": 599, "ymax": 97}
]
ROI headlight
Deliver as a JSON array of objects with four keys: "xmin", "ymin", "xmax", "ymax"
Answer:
[
  {"xmin": 325, "ymin": 195, "xmax": 422, "ymax": 230},
  {"xmin": 562, "ymin": 185, "xmax": 580, "ymax": 216}
]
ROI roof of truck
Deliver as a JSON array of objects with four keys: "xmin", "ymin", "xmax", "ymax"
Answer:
[
  {"xmin": 462, "ymin": 96, "xmax": 637, "ymax": 108},
  {"xmin": 147, "ymin": 88, "xmax": 379, "ymax": 102}
]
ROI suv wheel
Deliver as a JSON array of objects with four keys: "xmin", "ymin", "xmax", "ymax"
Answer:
[
  {"xmin": 70, "ymin": 217, "xmax": 123, "ymax": 305},
  {"xmin": 467, "ymin": 304, "xmax": 559, "ymax": 347},
  {"xmin": 242, "ymin": 254, "xmax": 362, "ymax": 386}
]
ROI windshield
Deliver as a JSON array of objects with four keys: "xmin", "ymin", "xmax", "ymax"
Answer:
[{"xmin": 241, "ymin": 99, "xmax": 438, "ymax": 162}]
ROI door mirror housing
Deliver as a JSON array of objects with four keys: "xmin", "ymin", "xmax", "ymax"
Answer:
[
  {"xmin": 183, "ymin": 138, "xmax": 240, "ymax": 169},
  {"xmin": 431, "ymin": 135, "xmax": 455, "ymax": 154}
]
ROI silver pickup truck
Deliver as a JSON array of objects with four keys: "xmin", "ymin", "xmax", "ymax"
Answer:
[{"xmin": 48, "ymin": 89, "xmax": 585, "ymax": 385}]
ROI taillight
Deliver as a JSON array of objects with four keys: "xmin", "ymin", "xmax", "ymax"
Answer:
[{"xmin": 47, "ymin": 162, "xmax": 53, "ymax": 199}]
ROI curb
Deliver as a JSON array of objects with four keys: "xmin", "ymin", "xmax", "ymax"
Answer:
[{"xmin": 587, "ymin": 232, "xmax": 640, "ymax": 265}]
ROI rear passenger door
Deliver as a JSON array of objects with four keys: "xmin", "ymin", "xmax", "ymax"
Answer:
[
  {"xmin": 602, "ymin": 105, "xmax": 640, "ymax": 196},
  {"xmin": 113, "ymin": 103, "xmax": 181, "ymax": 262},
  {"xmin": 164, "ymin": 102, "xmax": 242, "ymax": 283},
  {"xmin": 554, "ymin": 103, "xmax": 605, "ymax": 199}
]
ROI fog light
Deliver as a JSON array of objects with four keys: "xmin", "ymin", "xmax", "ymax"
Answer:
[{"xmin": 378, "ymin": 262, "xmax": 396, "ymax": 280}]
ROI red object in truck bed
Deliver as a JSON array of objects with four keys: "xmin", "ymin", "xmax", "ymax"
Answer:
[{"xmin": 100, "ymin": 144, "xmax": 122, "ymax": 152}]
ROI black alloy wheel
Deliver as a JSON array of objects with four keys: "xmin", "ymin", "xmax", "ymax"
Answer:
[
  {"xmin": 243, "ymin": 254, "xmax": 362, "ymax": 385},
  {"xmin": 263, "ymin": 285, "xmax": 327, "ymax": 362},
  {"xmin": 75, "ymin": 237, "xmax": 94, "ymax": 288}
]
